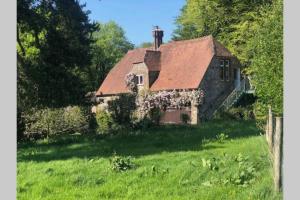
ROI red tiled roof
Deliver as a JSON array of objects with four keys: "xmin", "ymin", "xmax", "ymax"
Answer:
[
  {"xmin": 96, "ymin": 48, "xmax": 147, "ymax": 96},
  {"xmin": 96, "ymin": 35, "xmax": 234, "ymax": 96}
]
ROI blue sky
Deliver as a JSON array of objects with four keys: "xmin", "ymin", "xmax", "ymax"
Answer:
[{"xmin": 84, "ymin": 0, "xmax": 186, "ymax": 46}]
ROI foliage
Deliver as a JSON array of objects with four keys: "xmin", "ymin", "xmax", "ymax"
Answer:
[
  {"xmin": 125, "ymin": 73, "xmax": 138, "ymax": 93},
  {"xmin": 24, "ymin": 106, "xmax": 88, "ymax": 138},
  {"xmin": 173, "ymin": 0, "xmax": 272, "ymax": 66},
  {"xmin": 180, "ymin": 113, "xmax": 190, "ymax": 124},
  {"xmin": 202, "ymin": 157, "xmax": 219, "ymax": 171},
  {"xmin": 17, "ymin": 107, "xmax": 25, "ymax": 141},
  {"xmin": 17, "ymin": 0, "xmax": 98, "ymax": 109},
  {"xmin": 109, "ymin": 153, "xmax": 135, "ymax": 172},
  {"xmin": 173, "ymin": 0, "xmax": 283, "ymax": 121},
  {"xmin": 149, "ymin": 107, "xmax": 162, "ymax": 125},
  {"xmin": 201, "ymin": 153, "xmax": 258, "ymax": 187},
  {"xmin": 136, "ymin": 89, "xmax": 204, "ymax": 118},
  {"xmin": 246, "ymin": 0, "xmax": 283, "ymax": 115},
  {"xmin": 95, "ymin": 111, "xmax": 116, "ymax": 134},
  {"xmin": 138, "ymin": 42, "xmax": 153, "ymax": 48},
  {"xmin": 88, "ymin": 21, "xmax": 134, "ymax": 90},
  {"xmin": 215, "ymin": 106, "xmax": 255, "ymax": 121},
  {"xmin": 107, "ymin": 94, "xmax": 136, "ymax": 126},
  {"xmin": 216, "ymin": 133, "xmax": 229, "ymax": 143},
  {"xmin": 17, "ymin": 2, "xmax": 133, "ymax": 137}
]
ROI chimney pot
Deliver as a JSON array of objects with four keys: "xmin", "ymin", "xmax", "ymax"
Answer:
[{"xmin": 152, "ymin": 26, "xmax": 163, "ymax": 50}]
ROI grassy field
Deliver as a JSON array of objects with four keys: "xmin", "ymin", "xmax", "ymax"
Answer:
[{"xmin": 17, "ymin": 120, "xmax": 282, "ymax": 200}]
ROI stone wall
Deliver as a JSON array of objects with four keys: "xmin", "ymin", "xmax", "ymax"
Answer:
[
  {"xmin": 199, "ymin": 56, "xmax": 241, "ymax": 120},
  {"xmin": 130, "ymin": 62, "xmax": 149, "ymax": 92}
]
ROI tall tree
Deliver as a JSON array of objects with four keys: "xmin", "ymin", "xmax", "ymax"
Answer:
[
  {"xmin": 172, "ymin": 0, "xmax": 283, "ymax": 116},
  {"xmin": 246, "ymin": 0, "xmax": 283, "ymax": 115},
  {"xmin": 173, "ymin": 0, "xmax": 272, "ymax": 66},
  {"xmin": 88, "ymin": 21, "xmax": 134, "ymax": 90},
  {"xmin": 17, "ymin": 0, "xmax": 97, "ymax": 109}
]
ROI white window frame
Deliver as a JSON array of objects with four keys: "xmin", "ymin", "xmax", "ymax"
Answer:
[{"xmin": 137, "ymin": 75, "xmax": 144, "ymax": 85}]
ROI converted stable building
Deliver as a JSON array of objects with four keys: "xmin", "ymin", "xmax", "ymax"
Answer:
[{"xmin": 95, "ymin": 26, "xmax": 246, "ymax": 124}]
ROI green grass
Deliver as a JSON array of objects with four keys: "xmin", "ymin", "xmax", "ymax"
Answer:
[{"xmin": 17, "ymin": 120, "xmax": 282, "ymax": 200}]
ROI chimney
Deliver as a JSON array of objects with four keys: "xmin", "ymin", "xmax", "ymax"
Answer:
[{"xmin": 152, "ymin": 26, "xmax": 163, "ymax": 50}]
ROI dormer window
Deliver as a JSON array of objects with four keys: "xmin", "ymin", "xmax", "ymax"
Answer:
[
  {"xmin": 219, "ymin": 59, "xmax": 230, "ymax": 81},
  {"xmin": 137, "ymin": 75, "xmax": 144, "ymax": 85}
]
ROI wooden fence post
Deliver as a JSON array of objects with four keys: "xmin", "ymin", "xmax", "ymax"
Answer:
[
  {"xmin": 274, "ymin": 117, "xmax": 283, "ymax": 192},
  {"xmin": 265, "ymin": 118, "xmax": 269, "ymax": 142},
  {"xmin": 268, "ymin": 106, "xmax": 274, "ymax": 152}
]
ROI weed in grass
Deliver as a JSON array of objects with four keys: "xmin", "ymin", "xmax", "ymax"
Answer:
[
  {"xmin": 216, "ymin": 132, "xmax": 229, "ymax": 143},
  {"xmin": 201, "ymin": 152, "xmax": 259, "ymax": 187},
  {"xmin": 109, "ymin": 152, "xmax": 135, "ymax": 172}
]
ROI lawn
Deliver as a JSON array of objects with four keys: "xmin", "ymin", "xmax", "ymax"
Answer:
[{"xmin": 17, "ymin": 120, "xmax": 282, "ymax": 200}]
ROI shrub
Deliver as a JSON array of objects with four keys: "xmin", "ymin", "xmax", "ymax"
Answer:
[
  {"xmin": 17, "ymin": 107, "xmax": 25, "ymax": 141},
  {"xmin": 149, "ymin": 107, "xmax": 161, "ymax": 125},
  {"xmin": 95, "ymin": 111, "xmax": 115, "ymax": 134},
  {"xmin": 215, "ymin": 106, "xmax": 255, "ymax": 121},
  {"xmin": 133, "ymin": 117, "xmax": 153, "ymax": 130},
  {"xmin": 109, "ymin": 153, "xmax": 135, "ymax": 172},
  {"xmin": 24, "ymin": 106, "xmax": 89, "ymax": 138},
  {"xmin": 88, "ymin": 113, "xmax": 98, "ymax": 133},
  {"xmin": 180, "ymin": 113, "xmax": 190, "ymax": 124},
  {"xmin": 108, "ymin": 94, "xmax": 136, "ymax": 126}
]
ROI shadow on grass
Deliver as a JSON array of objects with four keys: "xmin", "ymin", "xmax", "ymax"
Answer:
[{"xmin": 17, "ymin": 120, "xmax": 260, "ymax": 162}]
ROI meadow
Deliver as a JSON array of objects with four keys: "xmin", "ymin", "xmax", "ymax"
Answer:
[{"xmin": 17, "ymin": 120, "xmax": 282, "ymax": 200}]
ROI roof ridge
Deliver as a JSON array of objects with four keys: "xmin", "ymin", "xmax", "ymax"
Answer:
[{"xmin": 159, "ymin": 35, "xmax": 213, "ymax": 48}]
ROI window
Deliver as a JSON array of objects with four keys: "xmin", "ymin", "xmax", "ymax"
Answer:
[
  {"xmin": 219, "ymin": 59, "xmax": 230, "ymax": 81},
  {"xmin": 225, "ymin": 60, "xmax": 230, "ymax": 81},
  {"xmin": 219, "ymin": 60, "xmax": 224, "ymax": 80},
  {"xmin": 137, "ymin": 75, "xmax": 144, "ymax": 85}
]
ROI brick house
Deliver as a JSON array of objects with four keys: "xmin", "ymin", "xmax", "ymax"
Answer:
[{"xmin": 95, "ymin": 26, "xmax": 244, "ymax": 124}]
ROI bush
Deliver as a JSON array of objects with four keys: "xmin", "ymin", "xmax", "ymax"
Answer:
[
  {"xmin": 109, "ymin": 153, "xmax": 135, "ymax": 172},
  {"xmin": 215, "ymin": 106, "xmax": 255, "ymax": 121},
  {"xmin": 149, "ymin": 108, "xmax": 161, "ymax": 125},
  {"xmin": 107, "ymin": 94, "xmax": 136, "ymax": 126},
  {"xmin": 95, "ymin": 111, "xmax": 115, "ymax": 134},
  {"xmin": 180, "ymin": 113, "xmax": 190, "ymax": 124},
  {"xmin": 133, "ymin": 117, "xmax": 153, "ymax": 130},
  {"xmin": 88, "ymin": 113, "xmax": 98, "ymax": 133},
  {"xmin": 17, "ymin": 107, "xmax": 25, "ymax": 141},
  {"xmin": 24, "ymin": 106, "xmax": 89, "ymax": 138}
]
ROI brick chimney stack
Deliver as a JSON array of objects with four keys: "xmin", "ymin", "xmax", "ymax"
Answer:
[{"xmin": 152, "ymin": 26, "xmax": 163, "ymax": 50}]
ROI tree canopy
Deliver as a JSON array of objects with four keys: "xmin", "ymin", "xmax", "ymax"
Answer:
[
  {"xmin": 17, "ymin": 0, "xmax": 97, "ymax": 109},
  {"xmin": 173, "ymin": 0, "xmax": 283, "ymax": 115},
  {"xmin": 88, "ymin": 21, "xmax": 134, "ymax": 90},
  {"xmin": 17, "ymin": 1, "xmax": 133, "ymax": 111}
]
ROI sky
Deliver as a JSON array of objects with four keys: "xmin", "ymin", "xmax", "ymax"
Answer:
[{"xmin": 84, "ymin": 0, "xmax": 186, "ymax": 46}]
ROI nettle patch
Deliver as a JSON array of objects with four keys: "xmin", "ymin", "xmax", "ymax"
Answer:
[
  {"xmin": 109, "ymin": 152, "xmax": 136, "ymax": 172},
  {"xmin": 201, "ymin": 153, "xmax": 259, "ymax": 187}
]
